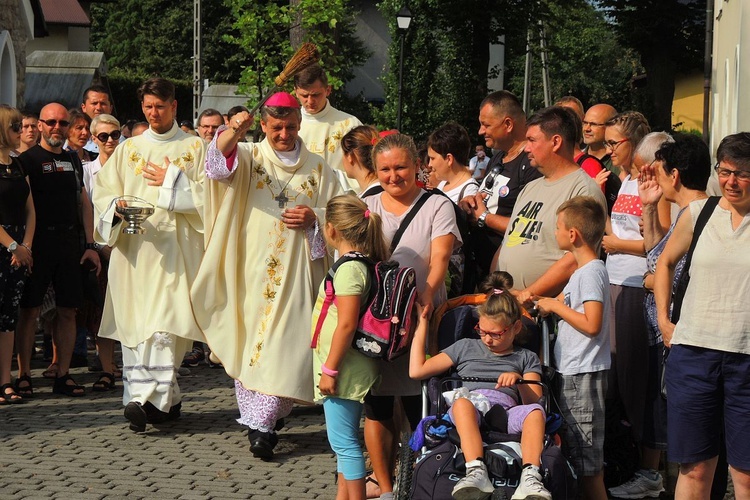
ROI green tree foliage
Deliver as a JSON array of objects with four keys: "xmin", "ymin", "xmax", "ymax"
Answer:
[
  {"xmin": 594, "ymin": 0, "xmax": 705, "ymax": 130},
  {"xmin": 90, "ymin": 0, "xmax": 245, "ymax": 84},
  {"xmin": 225, "ymin": 0, "xmax": 368, "ymax": 102},
  {"xmin": 373, "ymin": 0, "xmax": 535, "ymax": 141},
  {"xmin": 505, "ymin": 0, "xmax": 651, "ymax": 116}
]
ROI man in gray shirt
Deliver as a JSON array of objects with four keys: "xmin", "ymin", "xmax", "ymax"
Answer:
[{"xmin": 494, "ymin": 107, "xmax": 607, "ymax": 305}]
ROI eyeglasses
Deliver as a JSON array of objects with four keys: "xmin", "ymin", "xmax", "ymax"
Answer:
[
  {"xmin": 604, "ymin": 138, "xmax": 629, "ymax": 152},
  {"xmin": 40, "ymin": 119, "xmax": 70, "ymax": 128},
  {"xmin": 474, "ymin": 324, "xmax": 513, "ymax": 340},
  {"xmin": 582, "ymin": 120, "xmax": 606, "ymax": 128},
  {"xmin": 715, "ymin": 164, "xmax": 750, "ymax": 181},
  {"xmin": 96, "ymin": 130, "xmax": 122, "ymax": 143},
  {"xmin": 9, "ymin": 121, "xmax": 21, "ymax": 133}
]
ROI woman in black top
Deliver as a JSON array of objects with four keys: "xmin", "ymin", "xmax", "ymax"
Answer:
[{"xmin": 0, "ymin": 105, "xmax": 35, "ymax": 403}]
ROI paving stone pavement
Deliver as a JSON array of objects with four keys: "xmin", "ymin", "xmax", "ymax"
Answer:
[{"xmin": 0, "ymin": 361, "xmax": 338, "ymax": 499}]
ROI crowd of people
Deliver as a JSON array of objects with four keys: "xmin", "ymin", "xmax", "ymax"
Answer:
[{"xmin": 0, "ymin": 65, "xmax": 748, "ymax": 500}]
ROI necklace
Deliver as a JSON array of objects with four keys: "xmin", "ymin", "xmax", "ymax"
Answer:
[
  {"xmin": 0, "ymin": 157, "xmax": 11, "ymax": 174},
  {"xmin": 267, "ymin": 162, "xmax": 304, "ymax": 208}
]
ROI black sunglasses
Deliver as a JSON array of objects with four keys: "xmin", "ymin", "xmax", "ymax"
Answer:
[
  {"xmin": 9, "ymin": 121, "xmax": 21, "ymax": 133},
  {"xmin": 483, "ymin": 151, "xmax": 508, "ymax": 190},
  {"xmin": 41, "ymin": 119, "xmax": 71, "ymax": 128},
  {"xmin": 96, "ymin": 130, "xmax": 122, "ymax": 143}
]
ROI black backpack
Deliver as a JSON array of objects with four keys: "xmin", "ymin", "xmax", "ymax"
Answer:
[
  {"xmin": 426, "ymin": 189, "xmax": 478, "ymax": 297},
  {"xmin": 576, "ymin": 153, "xmax": 621, "ymax": 215},
  {"xmin": 409, "ymin": 437, "xmax": 577, "ymax": 500}
]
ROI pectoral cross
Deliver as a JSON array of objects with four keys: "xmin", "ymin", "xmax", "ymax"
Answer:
[{"xmin": 275, "ymin": 190, "xmax": 289, "ymax": 208}]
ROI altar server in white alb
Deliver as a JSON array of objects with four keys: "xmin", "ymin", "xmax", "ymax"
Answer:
[
  {"xmin": 294, "ymin": 65, "xmax": 362, "ymax": 191},
  {"xmin": 192, "ymin": 92, "xmax": 342, "ymax": 460},
  {"xmin": 93, "ymin": 77, "xmax": 207, "ymax": 433}
]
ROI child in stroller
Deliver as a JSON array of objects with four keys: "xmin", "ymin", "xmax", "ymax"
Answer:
[{"xmin": 409, "ymin": 275, "xmax": 551, "ymax": 500}]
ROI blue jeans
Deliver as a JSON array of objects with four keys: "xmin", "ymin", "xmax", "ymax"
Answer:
[{"xmin": 323, "ymin": 397, "xmax": 366, "ymax": 480}]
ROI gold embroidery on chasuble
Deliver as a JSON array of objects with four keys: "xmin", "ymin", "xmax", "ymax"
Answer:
[
  {"xmin": 125, "ymin": 139, "xmax": 202, "ymax": 175},
  {"xmin": 251, "ymin": 222, "xmax": 288, "ymax": 367}
]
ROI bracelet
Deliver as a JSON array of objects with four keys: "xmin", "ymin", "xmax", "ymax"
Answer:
[
  {"xmin": 321, "ymin": 364, "xmax": 339, "ymax": 377},
  {"xmin": 20, "ymin": 243, "xmax": 31, "ymax": 254}
]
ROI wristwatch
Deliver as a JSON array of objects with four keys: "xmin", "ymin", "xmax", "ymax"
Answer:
[
  {"xmin": 477, "ymin": 210, "xmax": 490, "ymax": 228},
  {"xmin": 7, "ymin": 241, "xmax": 17, "ymax": 253},
  {"xmin": 85, "ymin": 242, "xmax": 102, "ymax": 251}
]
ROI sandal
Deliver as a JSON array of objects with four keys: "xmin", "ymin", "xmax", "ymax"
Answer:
[
  {"xmin": 13, "ymin": 375, "xmax": 33, "ymax": 398},
  {"xmin": 365, "ymin": 474, "xmax": 381, "ymax": 499},
  {"xmin": 92, "ymin": 373, "xmax": 116, "ymax": 392},
  {"xmin": 0, "ymin": 383, "xmax": 23, "ymax": 404},
  {"xmin": 42, "ymin": 363, "xmax": 59, "ymax": 379},
  {"xmin": 53, "ymin": 373, "xmax": 86, "ymax": 397}
]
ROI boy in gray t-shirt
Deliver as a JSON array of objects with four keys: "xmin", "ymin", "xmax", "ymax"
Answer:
[{"xmin": 535, "ymin": 196, "xmax": 610, "ymax": 499}]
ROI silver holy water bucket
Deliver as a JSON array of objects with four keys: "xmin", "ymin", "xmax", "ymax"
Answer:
[{"xmin": 115, "ymin": 196, "xmax": 155, "ymax": 234}]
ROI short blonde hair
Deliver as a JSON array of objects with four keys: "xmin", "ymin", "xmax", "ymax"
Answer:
[{"xmin": 90, "ymin": 113, "xmax": 121, "ymax": 135}]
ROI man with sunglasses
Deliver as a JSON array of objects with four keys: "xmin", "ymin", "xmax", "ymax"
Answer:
[
  {"xmin": 459, "ymin": 90, "xmax": 542, "ymax": 277},
  {"xmin": 14, "ymin": 103, "xmax": 101, "ymax": 398}
]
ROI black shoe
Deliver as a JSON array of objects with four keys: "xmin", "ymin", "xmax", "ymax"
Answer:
[
  {"xmin": 124, "ymin": 402, "xmax": 147, "ymax": 432},
  {"xmin": 249, "ymin": 431, "xmax": 278, "ymax": 460},
  {"xmin": 143, "ymin": 401, "xmax": 181, "ymax": 424},
  {"xmin": 181, "ymin": 347, "xmax": 205, "ymax": 367}
]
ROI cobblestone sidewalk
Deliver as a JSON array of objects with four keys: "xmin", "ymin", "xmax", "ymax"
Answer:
[{"xmin": 0, "ymin": 362, "xmax": 336, "ymax": 499}]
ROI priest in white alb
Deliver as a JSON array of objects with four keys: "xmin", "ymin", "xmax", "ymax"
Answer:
[
  {"xmin": 294, "ymin": 65, "xmax": 362, "ymax": 191},
  {"xmin": 191, "ymin": 92, "xmax": 342, "ymax": 460},
  {"xmin": 93, "ymin": 78, "xmax": 206, "ymax": 433}
]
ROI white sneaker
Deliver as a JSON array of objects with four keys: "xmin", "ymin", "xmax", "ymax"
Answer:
[
  {"xmin": 511, "ymin": 466, "xmax": 552, "ymax": 500},
  {"xmin": 608, "ymin": 470, "xmax": 665, "ymax": 499},
  {"xmin": 452, "ymin": 462, "xmax": 494, "ymax": 500}
]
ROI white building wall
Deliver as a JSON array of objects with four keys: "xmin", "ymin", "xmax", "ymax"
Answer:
[{"xmin": 710, "ymin": 0, "xmax": 750, "ymax": 153}]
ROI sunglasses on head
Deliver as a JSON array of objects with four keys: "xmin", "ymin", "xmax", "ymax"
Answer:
[
  {"xmin": 96, "ymin": 130, "xmax": 122, "ymax": 143},
  {"xmin": 41, "ymin": 119, "xmax": 70, "ymax": 128},
  {"xmin": 9, "ymin": 122, "xmax": 21, "ymax": 133}
]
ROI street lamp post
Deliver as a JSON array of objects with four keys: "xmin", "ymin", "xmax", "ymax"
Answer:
[{"xmin": 396, "ymin": 6, "xmax": 412, "ymax": 131}]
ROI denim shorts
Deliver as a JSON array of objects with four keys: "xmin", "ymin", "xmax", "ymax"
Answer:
[{"xmin": 666, "ymin": 344, "xmax": 750, "ymax": 468}]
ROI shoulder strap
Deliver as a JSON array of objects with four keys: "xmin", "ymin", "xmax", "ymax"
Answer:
[
  {"xmin": 311, "ymin": 252, "xmax": 371, "ymax": 349},
  {"xmin": 390, "ymin": 191, "xmax": 433, "ymax": 253},
  {"xmin": 684, "ymin": 196, "xmax": 720, "ymax": 271},
  {"xmin": 575, "ymin": 152, "xmax": 593, "ymax": 167},
  {"xmin": 362, "ymin": 184, "xmax": 384, "ymax": 198},
  {"xmin": 458, "ymin": 180, "xmax": 480, "ymax": 202}
]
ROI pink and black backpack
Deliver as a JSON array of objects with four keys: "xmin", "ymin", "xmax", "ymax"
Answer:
[{"xmin": 311, "ymin": 251, "xmax": 417, "ymax": 361}]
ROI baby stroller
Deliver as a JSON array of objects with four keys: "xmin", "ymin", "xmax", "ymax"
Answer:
[{"xmin": 393, "ymin": 302, "xmax": 577, "ymax": 500}]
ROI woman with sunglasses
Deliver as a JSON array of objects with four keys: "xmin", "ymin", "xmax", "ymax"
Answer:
[
  {"xmin": 82, "ymin": 113, "xmax": 121, "ymax": 392},
  {"xmin": 0, "ymin": 105, "xmax": 35, "ymax": 404}
]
